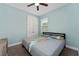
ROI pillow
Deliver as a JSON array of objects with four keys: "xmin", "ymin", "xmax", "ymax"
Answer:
[
  {"xmin": 50, "ymin": 36, "xmax": 57, "ymax": 39},
  {"xmin": 50, "ymin": 36, "xmax": 64, "ymax": 40},
  {"xmin": 43, "ymin": 35, "xmax": 50, "ymax": 37},
  {"xmin": 57, "ymin": 36, "xmax": 64, "ymax": 40},
  {"xmin": 56, "ymin": 36, "xmax": 61, "ymax": 39}
]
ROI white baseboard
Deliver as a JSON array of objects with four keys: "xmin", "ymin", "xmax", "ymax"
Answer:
[
  {"xmin": 8, "ymin": 42, "xmax": 22, "ymax": 47},
  {"xmin": 66, "ymin": 45, "xmax": 78, "ymax": 51}
]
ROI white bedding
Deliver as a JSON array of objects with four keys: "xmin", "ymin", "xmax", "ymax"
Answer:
[
  {"xmin": 22, "ymin": 36, "xmax": 47, "ymax": 50},
  {"xmin": 22, "ymin": 37, "xmax": 65, "ymax": 56},
  {"xmin": 30, "ymin": 37, "xmax": 65, "ymax": 56}
]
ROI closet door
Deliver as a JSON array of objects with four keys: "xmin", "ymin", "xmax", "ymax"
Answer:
[{"xmin": 27, "ymin": 15, "xmax": 38, "ymax": 38}]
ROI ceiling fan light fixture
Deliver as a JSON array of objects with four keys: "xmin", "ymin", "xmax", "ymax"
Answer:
[
  {"xmin": 35, "ymin": 3, "xmax": 39, "ymax": 6},
  {"xmin": 27, "ymin": 3, "xmax": 48, "ymax": 11}
]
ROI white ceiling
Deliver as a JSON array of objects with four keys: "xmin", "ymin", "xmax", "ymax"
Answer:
[{"xmin": 7, "ymin": 3, "xmax": 66, "ymax": 16}]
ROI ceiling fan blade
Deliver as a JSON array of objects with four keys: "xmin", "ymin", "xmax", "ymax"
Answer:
[
  {"xmin": 27, "ymin": 3, "xmax": 35, "ymax": 7},
  {"xmin": 40, "ymin": 3, "xmax": 48, "ymax": 6},
  {"xmin": 37, "ymin": 6, "xmax": 39, "ymax": 11}
]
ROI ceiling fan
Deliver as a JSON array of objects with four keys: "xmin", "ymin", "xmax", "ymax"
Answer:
[{"xmin": 27, "ymin": 3, "xmax": 48, "ymax": 11}]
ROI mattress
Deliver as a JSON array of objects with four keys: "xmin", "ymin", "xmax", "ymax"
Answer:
[
  {"xmin": 22, "ymin": 36, "xmax": 44, "ymax": 50},
  {"xmin": 30, "ymin": 37, "xmax": 65, "ymax": 56}
]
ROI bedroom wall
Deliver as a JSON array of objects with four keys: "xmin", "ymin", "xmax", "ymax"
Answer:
[
  {"xmin": 40, "ymin": 4, "xmax": 79, "ymax": 48},
  {"xmin": 0, "ymin": 4, "xmax": 39, "ymax": 45}
]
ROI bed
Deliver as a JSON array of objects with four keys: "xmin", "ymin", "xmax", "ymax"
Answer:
[{"xmin": 22, "ymin": 32, "xmax": 66, "ymax": 56}]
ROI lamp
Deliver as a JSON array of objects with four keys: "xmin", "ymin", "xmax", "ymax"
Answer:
[{"xmin": 35, "ymin": 3, "xmax": 39, "ymax": 6}]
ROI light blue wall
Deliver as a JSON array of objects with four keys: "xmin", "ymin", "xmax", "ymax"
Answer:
[
  {"xmin": 0, "ymin": 4, "xmax": 79, "ymax": 48},
  {"xmin": 40, "ymin": 4, "xmax": 79, "ymax": 48},
  {"xmin": 0, "ymin": 4, "xmax": 38, "ymax": 44}
]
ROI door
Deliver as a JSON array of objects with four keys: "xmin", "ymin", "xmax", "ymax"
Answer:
[{"xmin": 27, "ymin": 15, "xmax": 38, "ymax": 38}]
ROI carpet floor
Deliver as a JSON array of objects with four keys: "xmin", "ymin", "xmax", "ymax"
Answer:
[{"xmin": 8, "ymin": 44, "xmax": 78, "ymax": 56}]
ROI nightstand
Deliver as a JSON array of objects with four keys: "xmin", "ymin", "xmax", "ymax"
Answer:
[{"xmin": 0, "ymin": 38, "xmax": 8, "ymax": 56}]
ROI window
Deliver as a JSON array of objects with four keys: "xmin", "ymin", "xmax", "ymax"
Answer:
[{"xmin": 40, "ymin": 18, "xmax": 48, "ymax": 33}]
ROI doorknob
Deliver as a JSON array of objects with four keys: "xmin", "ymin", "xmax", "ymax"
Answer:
[{"xmin": 32, "ymin": 32, "xmax": 34, "ymax": 33}]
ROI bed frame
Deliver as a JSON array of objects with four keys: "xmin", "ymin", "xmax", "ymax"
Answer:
[
  {"xmin": 43, "ymin": 32, "xmax": 66, "ymax": 39},
  {"xmin": 22, "ymin": 32, "xmax": 66, "ymax": 56}
]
